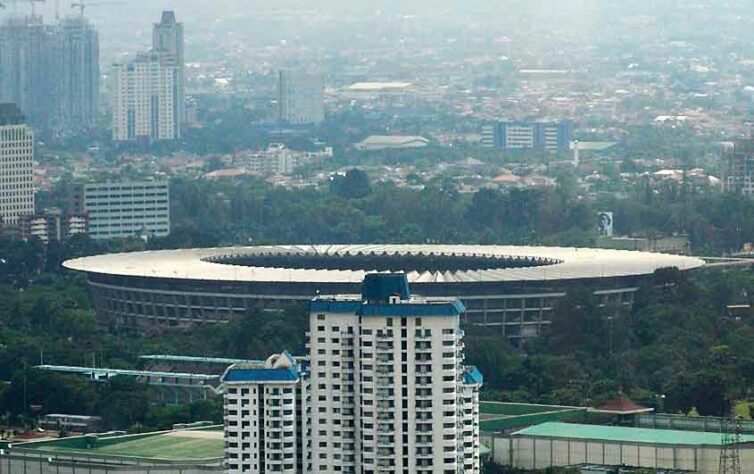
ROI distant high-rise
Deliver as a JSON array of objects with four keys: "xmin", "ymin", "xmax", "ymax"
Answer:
[
  {"xmin": 113, "ymin": 11, "xmax": 183, "ymax": 143},
  {"xmin": 0, "ymin": 104, "xmax": 35, "ymax": 227},
  {"xmin": 723, "ymin": 138, "xmax": 754, "ymax": 195},
  {"xmin": 0, "ymin": 15, "xmax": 99, "ymax": 136},
  {"xmin": 112, "ymin": 52, "xmax": 177, "ymax": 142},
  {"xmin": 152, "ymin": 10, "xmax": 185, "ymax": 134},
  {"xmin": 0, "ymin": 17, "xmax": 57, "ymax": 133},
  {"xmin": 278, "ymin": 69, "xmax": 325, "ymax": 125},
  {"xmin": 57, "ymin": 16, "xmax": 100, "ymax": 133},
  {"xmin": 482, "ymin": 120, "xmax": 572, "ymax": 153}
]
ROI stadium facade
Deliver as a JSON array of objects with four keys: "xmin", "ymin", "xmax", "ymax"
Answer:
[{"xmin": 63, "ymin": 245, "xmax": 705, "ymax": 340}]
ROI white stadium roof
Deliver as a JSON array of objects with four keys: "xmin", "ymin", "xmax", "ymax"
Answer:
[{"xmin": 63, "ymin": 245, "xmax": 705, "ymax": 284}]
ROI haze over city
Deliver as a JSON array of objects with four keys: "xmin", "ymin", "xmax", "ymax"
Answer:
[{"xmin": 3, "ymin": 0, "xmax": 754, "ymax": 473}]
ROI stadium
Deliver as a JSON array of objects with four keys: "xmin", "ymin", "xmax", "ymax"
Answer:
[{"xmin": 63, "ymin": 244, "xmax": 705, "ymax": 339}]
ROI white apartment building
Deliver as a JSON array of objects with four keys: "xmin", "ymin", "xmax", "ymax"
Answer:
[
  {"xmin": 222, "ymin": 352, "xmax": 311, "ymax": 474},
  {"xmin": 221, "ymin": 273, "xmax": 483, "ymax": 474},
  {"xmin": 278, "ymin": 70, "xmax": 325, "ymax": 125},
  {"xmin": 0, "ymin": 103, "xmax": 34, "ymax": 227},
  {"xmin": 238, "ymin": 144, "xmax": 333, "ymax": 176},
  {"xmin": 112, "ymin": 52, "xmax": 177, "ymax": 142},
  {"xmin": 75, "ymin": 180, "xmax": 169, "ymax": 239}
]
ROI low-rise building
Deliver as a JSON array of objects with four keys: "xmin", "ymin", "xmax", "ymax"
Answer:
[
  {"xmin": 355, "ymin": 135, "xmax": 430, "ymax": 151},
  {"xmin": 72, "ymin": 180, "xmax": 169, "ymax": 240},
  {"xmin": 18, "ymin": 209, "xmax": 88, "ymax": 243}
]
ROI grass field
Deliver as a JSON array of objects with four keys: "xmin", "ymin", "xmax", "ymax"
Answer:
[{"xmin": 45, "ymin": 432, "xmax": 224, "ymax": 460}]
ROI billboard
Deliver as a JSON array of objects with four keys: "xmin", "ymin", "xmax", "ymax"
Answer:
[{"xmin": 598, "ymin": 211, "xmax": 614, "ymax": 237}]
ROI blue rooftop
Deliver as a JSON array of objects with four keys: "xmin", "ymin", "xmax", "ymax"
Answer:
[
  {"xmin": 463, "ymin": 366, "xmax": 483, "ymax": 386},
  {"xmin": 222, "ymin": 351, "xmax": 300, "ymax": 383},
  {"xmin": 223, "ymin": 367, "xmax": 298, "ymax": 383},
  {"xmin": 309, "ymin": 299, "xmax": 465, "ymax": 317}
]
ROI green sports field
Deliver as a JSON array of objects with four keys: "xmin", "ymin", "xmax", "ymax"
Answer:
[{"xmin": 43, "ymin": 431, "xmax": 224, "ymax": 461}]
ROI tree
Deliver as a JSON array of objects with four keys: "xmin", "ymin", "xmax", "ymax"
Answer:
[{"xmin": 330, "ymin": 168, "xmax": 372, "ymax": 199}]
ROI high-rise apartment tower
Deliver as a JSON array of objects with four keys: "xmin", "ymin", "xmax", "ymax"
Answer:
[
  {"xmin": 0, "ymin": 15, "xmax": 99, "ymax": 136},
  {"xmin": 221, "ymin": 273, "xmax": 483, "ymax": 474},
  {"xmin": 278, "ymin": 69, "xmax": 325, "ymax": 125},
  {"xmin": 152, "ymin": 10, "xmax": 185, "ymax": 134}
]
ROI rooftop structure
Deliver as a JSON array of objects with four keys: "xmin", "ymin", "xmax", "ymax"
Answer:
[
  {"xmin": 513, "ymin": 422, "xmax": 754, "ymax": 446},
  {"xmin": 1, "ymin": 427, "xmax": 224, "ymax": 473},
  {"xmin": 347, "ymin": 81, "xmax": 413, "ymax": 92},
  {"xmin": 355, "ymin": 135, "xmax": 430, "ymax": 150}
]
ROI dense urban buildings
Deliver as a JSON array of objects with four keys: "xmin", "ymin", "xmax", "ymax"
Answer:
[
  {"xmin": 0, "ymin": 103, "xmax": 34, "ymax": 227},
  {"xmin": 278, "ymin": 69, "xmax": 325, "ymax": 125},
  {"xmin": 722, "ymin": 138, "xmax": 754, "ymax": 194},
  {"xmin": 72, "ymin": 180, "xmax": 170, "ymax": 239},
  {"xmin": 221, "ymin": 273, "xmax": 483, "ymax": 474},
  {"xmin": 112, "ymin": 11, "xmax": 183, "ymax": 143},
  {"xmin": 481, "ymin": 120, "xmax": 573, "ymax": 153},
  {"xmin": 0, "ymin": 15, "xmax": 99, "ymax": 136},
  {"xmin": 62, "ymin": 245, "xmax": 704, "ymax": 337}
]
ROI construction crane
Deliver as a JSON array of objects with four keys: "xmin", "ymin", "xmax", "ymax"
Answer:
[
  {"xmin": 0, "ymin": 0, "xmax": 45, "ymax": 16},
  {"xmin": 70, "ymin": 0, "xmax": 123, "ymax": 16}
]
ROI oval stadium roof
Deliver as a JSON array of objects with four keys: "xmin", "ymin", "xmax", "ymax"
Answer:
[{"xmin": 63, "ymin": 245, "xmax": 705, "ymax": 284}]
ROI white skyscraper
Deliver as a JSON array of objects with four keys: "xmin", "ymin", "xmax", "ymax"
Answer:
[
  {"xmin": 221, "ymin": 273, "xmax": 483, "ymax": 474},
  {"xmin": 152, "ymin": 11, "xmax": 185, "ymax": 134},
  {"xmin": 278, "ymin": 69, "xmax": 325, "ymax": 125},
  {"xmin": 112, "ymin": 52, "xmax": 177, "ymax": 142},
  {"xmin": 113, "ymin": 11, "xmax": 184, "ymax": 143},
  {"xmin": 0, "ymin": 103, "xmax": 35, "ymax": 227}
]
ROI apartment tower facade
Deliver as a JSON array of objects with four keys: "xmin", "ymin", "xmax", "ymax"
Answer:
[
  {"xmin": 221, "ymin": 273, "xmax": 483, "ymax": 474},
  {"xmin": 0, "ymin": 103, "xmax": 35, "ymax": 227}
]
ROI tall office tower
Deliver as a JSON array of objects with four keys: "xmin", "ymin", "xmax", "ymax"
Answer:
[
  {"xmin": 723, "ymin": 138, "xmax": 754, "ymax": 195},
  {"xmin": 311, "ymin": 273, "xmax": 482, "ymax": 474},
  {"xmin": 481, "ymin": 120, "xmax": 572, "ymax": 153},
  {"xmin": 152, "ymin": 10, "xmax": 185, "ymax": 135},
  {"xmin": 57, "ymin": 16, "xmax": 100, "ymax": 133},
  {"xmin": 0, "ymin": 17, "xmax": 58, "ymax": 133},
  {"xmin": 0, "ymin": 16, "xmax": 99, "ymax": 136},
  {"xmin": 112, "ymin": 52, "xmax": 177, "ymax": 142},
  {"xmin": 221, "ymin": 352, "xmax": 311, "ymax": 474},
  {"xmin": 73, "ymin": 180, "xmax": 170, "ymax": 239},
  {"xmin": 278, "ymin": 69, "xmax": 325, "ymax": 125},
  {"xmin": 0, "ymin": 104, "xmax": 35, "ymax": 227}
]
